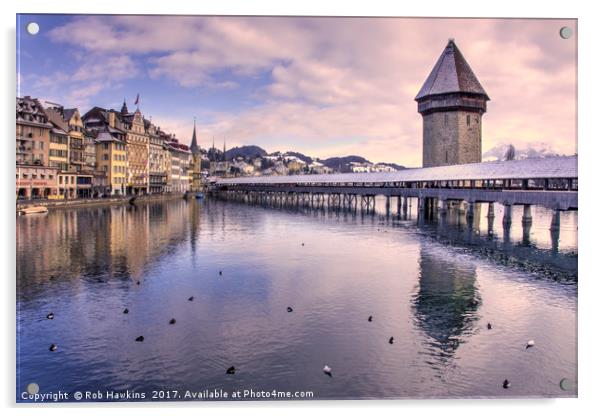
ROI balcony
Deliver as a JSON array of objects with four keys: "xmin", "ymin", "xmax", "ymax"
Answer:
[
  {"xmin": 17, "ymin": 145, "xmax": 33, "ymax": 154},
  {"xmin": 16, "ymin": 134, "xmax": 34, "ymax": 142}
]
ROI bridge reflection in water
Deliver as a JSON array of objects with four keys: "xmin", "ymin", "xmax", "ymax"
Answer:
[{"xmin": 212, "ymin": 191, "xmax": 577, "ymax": 280}]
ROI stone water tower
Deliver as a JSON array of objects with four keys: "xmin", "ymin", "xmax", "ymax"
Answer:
[{"xmin": 416, "ymin": 39, "xmax": 489, "ymax": 168}]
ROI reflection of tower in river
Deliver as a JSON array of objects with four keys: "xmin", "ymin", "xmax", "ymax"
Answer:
[{"xmin": 412, "ymin": 242, "xmax": 481, "ymax": 360}]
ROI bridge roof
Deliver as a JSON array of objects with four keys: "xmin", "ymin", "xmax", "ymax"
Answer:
[{"xmin": 217, "ymin": 155, "xmax": 577, "ymax": 185}]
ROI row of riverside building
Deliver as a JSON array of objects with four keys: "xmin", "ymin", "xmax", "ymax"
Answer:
[{"xmin": 16, "ymin": 96, "xmax": 204, "ymax": 200}]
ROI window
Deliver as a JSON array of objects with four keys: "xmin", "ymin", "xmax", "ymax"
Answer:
[
  {"xmin": 466, "ymin": 115, "xmax": 471, "ymax": 126},
  {"xmin": 104, "ymin": 154, "xmax": 109, "ymax": 160},
  {"xmin": 444, "ymin": 114, "xmax": 448, "ymax": 126},
  {"xmin": 59, "ymin": 176, "xmax": 63, "ymax": 184},
  {"xmin": 32, "ymin": 174, "xmax": 37, "ymax": 179}
]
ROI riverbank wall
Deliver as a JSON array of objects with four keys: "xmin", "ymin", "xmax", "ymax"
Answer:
[{"xmin": 16, "ymin": 192, "xmax": 188, "ymax": 211}]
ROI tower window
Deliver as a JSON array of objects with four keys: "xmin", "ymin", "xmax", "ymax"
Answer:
[
  {"xmin": 466, "ymin": 115, "xmax": 471, "ymax": 125},
  {"xmin": 445, "ymin": 151, "xmax": 448, "ymax": 163},
  {"xmin": 444, "ymin": 114, "xmax": 449, "ymax": 126}
]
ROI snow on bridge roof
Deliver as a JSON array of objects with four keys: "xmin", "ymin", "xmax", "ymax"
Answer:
[{"xmin": 217, "ymin": 156, "xmax": 577, "ymax": 185}]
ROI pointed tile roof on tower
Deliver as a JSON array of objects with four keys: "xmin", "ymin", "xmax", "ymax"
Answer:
[
  {"xmin": 415, "ymin": 39, "xmax": 489, "ymax": 101},
  {"xmin": 190, "ymin": 118, "xmax": 199, "ymax": 154}
]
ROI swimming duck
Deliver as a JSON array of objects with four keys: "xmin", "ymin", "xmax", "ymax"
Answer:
[
  {"xmin": 503, "ymin": 379, "xmax": 511, "ymax": 389},
  {"xmin": 389, "ymin": 337, "xmax": 395, "ymax": 344},
  {"xmin": 135, "ymin": 336, "xmax": 144, "ymax": 342},
  {"xmin": 487, "ymin": 323, "xmax": 492, "ymax": 330},
  {"xmin": 368, "ymin": 316, "xmax": 373, "ymax": 322},
  {"xmin": 46, "ymin": 313, "xmax": 54, "ymax": 320},
  {"xmin": 226, "ymin": 366, "xmax": 236, "ymax": 374},
  {"xmin": 219, "ymin": 271, "xmax": 223, "ymax": 276},
  {"xmin": 287, "ymin": 306, "xmax": 293, "ymax": 313},
  {"xmin": 526, "ymin": 340, "xmax": 535, "ymax": 349},
  {"xmin": 49, "ymin": 344, "xmax": 57, "ymax": 352},
  {"xmin": 123, "ymin": 308, "xmax": 129, "ymax": 314},
  {"xmin": 188, "ymin": 296, "xmax": 194, "ymax": 301},
  {"xmin": 323, "ymin": 365, "xmax": 332, "ymax": 377},
  {"xmin": 169, "ymin": 318, "xmax": 176, "ymax": 325}
]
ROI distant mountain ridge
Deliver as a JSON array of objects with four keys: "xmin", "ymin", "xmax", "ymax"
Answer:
[
  {"xmin": 483, "ymin": 142, "xmax": 567, "ymax": 161},
  {"xmin": 319, "ymin": 156, "xmax": 370, "ymax": 172},
  {"xmin": 224, "ymin": 145, "xmax": 267, "ymax": 160},
  {"xmin": 219, "ymin": 145, "xmax": 405, "ymax": 171}
]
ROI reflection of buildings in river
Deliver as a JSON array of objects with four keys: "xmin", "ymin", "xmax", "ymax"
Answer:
[
  {"xmin": 17, "ymin": 200, "xmax": 197, "ymax": 293},
  {"xmin": 412, "ymin": 243, "xmax": 481, "ymax": 362}
]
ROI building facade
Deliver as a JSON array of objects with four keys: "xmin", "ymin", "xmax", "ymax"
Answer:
[
  {"xmin": 146, "ymin": 120, "xmax": 167, "ymax": 194},
  {"xmin": 16, "ymin": 165, "xmax": 59, "ymax": 199},
  {"xmin": 165, "ymin": 137, "xmax": 191, "ymax": 193},
  {"xmin": 95, "ymin": 130, "xmax": 127, "ymax": 195},
  {"xmin": 48, "ymin": 126, "xmax": 69, "ymax": 171},
  {"xmin": 17, "ymin": 96, "xmax": 202, "ymax": 200},
  {"xmin": 16, "ymin": 96, "xmax": 52, "ymax": 166},
  {"xmin": 118, "ymin": 102, "xmax": 149, "ymax": 195},
  {"xmin": 415, "ymin": 39, "xmax": 489, "ymax": 168}
]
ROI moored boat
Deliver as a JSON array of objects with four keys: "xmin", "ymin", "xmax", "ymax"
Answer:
[{"xmin": 19, "ymin": 205, "xmax": 48, "ymax": 215}]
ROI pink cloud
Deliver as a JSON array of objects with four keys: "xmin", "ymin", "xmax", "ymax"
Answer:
[{"xmin": 45, "ymin": 16, "xmax": 576, "ymax": 166}]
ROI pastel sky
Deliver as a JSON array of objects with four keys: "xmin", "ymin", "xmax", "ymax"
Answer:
[{"xmin": 16, "ymin": 15, "xmax": 576, "ymax": 166}]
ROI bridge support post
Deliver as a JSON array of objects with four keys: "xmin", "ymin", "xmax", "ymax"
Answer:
[
  {"xmin": 522, "ymin": 220, "xmax": 532, "ymax": 246},
  {"xmin": 550, "ymin": 209, "xmax": 561, "ymax": 231},
  {"xmin": 466, "ymin": 201, "xmax": 475, "ymax": 220},
  {"xmin": 418, "ymin": 197, "xmax": 426, "ymax": 216},
  {"xmin": 396, "ymin": 196, "xmax": 402, "ymax": 217},
  {"xmin": 438, "ymin": 199, "xmax": 448, "ymax": 216},
  {"xmin": 521, "ymin": 205, "xmax": 532, "ymax": 226},
  {"xmin": 385, "ymin": 196, "xmax": 391, "ymax": 216},
  {"xmin": 487, "ymin": 202, "xmax": 495, "ymax": 219},
  {"xmin": 502, "ymin": 203, "xmax": 512, "ymax": 226},
  {"xmin": 402, "ymin": 197, "xmax": 408, "ymax": 218}
]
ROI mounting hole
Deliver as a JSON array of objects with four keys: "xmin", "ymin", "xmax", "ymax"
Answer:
[
  {"xmin": 559, "ymin": 26, "xmax": 573, "ymax": 39},
  {"xmin": 26, "ymin": 22, "xmax": 40, "ymax": 35},
  {"xmin": 26, "ymin": 383, "xmax": 39, "ymax": 394},
  {"xmin": 559, "ymin": 378, "xmax": 576, "ymax": 391}
]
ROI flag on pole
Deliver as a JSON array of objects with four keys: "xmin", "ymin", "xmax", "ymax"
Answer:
[{"xmin": 134, "ymin": 93, "xmax": 140, "ymax": 105}]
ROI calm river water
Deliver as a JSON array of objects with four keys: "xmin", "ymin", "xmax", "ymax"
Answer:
[{"xmin": 16, "ymin": 198, "xmax": 577, "ymax": 401}]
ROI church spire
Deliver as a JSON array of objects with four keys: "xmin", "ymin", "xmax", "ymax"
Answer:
[
  {"xmin": 212, "ymin": 137, "xmax": 215, "ymax": 162},
  {"xmin": 120, "ymin": 98, "xmax": 128, "ymax": 115},
  {"xmin": 190, "ymin": 117, "xmax": 199, "ymax": 154}
]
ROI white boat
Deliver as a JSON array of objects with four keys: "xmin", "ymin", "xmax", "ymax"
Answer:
[{"xmin": 19, "ymin": 206, "xmax": 48, "ymax": 215}]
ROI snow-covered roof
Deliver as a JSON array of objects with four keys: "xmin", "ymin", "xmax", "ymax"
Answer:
[
  {"xmin": 416, "ymin": 39, "xmax": 489, "ymax": 101},
  {"xmin": 217, "ymin": 155, "xmax": 577, "ymax": 185}
]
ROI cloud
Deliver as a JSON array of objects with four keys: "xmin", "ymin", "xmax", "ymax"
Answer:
[{"xmin": 38, "ymin": 16, "xmax": 576, "ymax": 165}]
